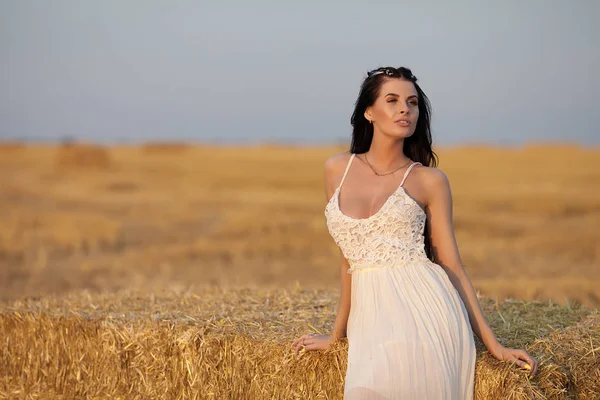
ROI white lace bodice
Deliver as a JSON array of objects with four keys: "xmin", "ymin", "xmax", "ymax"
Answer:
[{"xmin": 324, "ymin": 153, "xmax": 430, "ymax": 274}]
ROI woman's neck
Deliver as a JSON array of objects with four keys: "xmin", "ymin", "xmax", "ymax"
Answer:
[{"xmin": 366, "ymin": 132, "xmax": 410, "ymax": 169}]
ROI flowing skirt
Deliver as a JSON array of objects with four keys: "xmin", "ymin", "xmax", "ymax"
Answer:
[{"xmin": 344, "ymin": 261, "xmax": 476, "ymax": 400}]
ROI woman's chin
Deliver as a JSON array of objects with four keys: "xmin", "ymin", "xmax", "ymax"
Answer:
[{"xmin": 384, "ymin": 129, "xmax": 415, "ymax": 139}]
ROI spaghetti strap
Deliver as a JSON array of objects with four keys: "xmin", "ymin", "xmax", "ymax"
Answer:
[
  {"xmin": 338, "ymin": 153, "xmax": 356, "ymax": 189},
  {"xmin": 400, "ymin": 162, "xmax": 422, "ymax": 187}
]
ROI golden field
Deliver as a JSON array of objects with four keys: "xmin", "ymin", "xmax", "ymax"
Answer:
[
  {"xmin": 1, "ymin": 143, "xmax": 598, "ymax": 306},
  {"xmin": 1, "ymin": 142, "xmax": 599, "ymax": 399}
]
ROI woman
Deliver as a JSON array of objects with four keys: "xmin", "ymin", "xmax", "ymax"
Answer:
[{"xmin": 292, "ymin": 66, "xmax": 538, "ymax": 399}]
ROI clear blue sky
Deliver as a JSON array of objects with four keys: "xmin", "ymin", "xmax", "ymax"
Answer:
[{"xmin": 1, "ymin": 1, "xmax": 599, "ymax": 146}]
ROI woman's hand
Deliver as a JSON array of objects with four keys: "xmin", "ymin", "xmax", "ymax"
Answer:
[
  {"xmin": 491, "ymin": 345, "xmax": 538, "ymax": 375},
  {"xmin": 292, "ymin": 333, "xmax": 334, "ymax": 355}
]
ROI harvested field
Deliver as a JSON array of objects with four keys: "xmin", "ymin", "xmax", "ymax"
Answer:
[
  {"xmin": 0, "ymin": 143, "xmax": 599, "ymax": 398},
  {"xmin": 0, "ymin": 144, "xmax": 598, "ymax": 307}
]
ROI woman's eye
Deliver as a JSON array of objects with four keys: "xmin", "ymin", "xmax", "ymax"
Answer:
[
  {"xmin": 387, "ymin": 99, "xmax": 397, "ymax": 103},
  {"xmin": 409, "ymin": 101, "xmax": 418, "ymax": 106}
]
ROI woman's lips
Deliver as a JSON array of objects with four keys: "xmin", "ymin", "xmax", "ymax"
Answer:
[{"xmin": 395, "ymin": 119, "xmax": 411, "ymax": 126}]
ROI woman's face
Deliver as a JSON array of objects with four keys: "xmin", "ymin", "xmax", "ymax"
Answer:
[{"xmin": 364, "ymin": 78, "xmax": 420, "ymax": 139}]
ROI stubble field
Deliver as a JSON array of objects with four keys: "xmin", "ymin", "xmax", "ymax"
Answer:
[
  {"xmin": 1, "ymin": 143, "xmax": 598, "ymax": 306},
  {"xmin": 1, "ymin": 143, "xmax": 599, "ymax": 399}
]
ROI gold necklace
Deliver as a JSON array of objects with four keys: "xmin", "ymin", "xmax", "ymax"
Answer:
[{"xmin": 364, "ymin": 153, "xmax": 412, "ymax": 176}]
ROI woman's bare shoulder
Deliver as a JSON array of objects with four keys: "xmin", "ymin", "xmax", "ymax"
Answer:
[
  {"xmin": 324, "ymin": 151, "xmax": 352, "ymax": 176},
  {"xmin": 324, "ymin": 151, "xmax": 352, "ymax": 191},
  {"xmin": 412, "ymin": 164, "xmax": 448, "ymax": 185},
  {"xmin": 412, "ymin": 165, "xmax": 452, "ymax": 200}
]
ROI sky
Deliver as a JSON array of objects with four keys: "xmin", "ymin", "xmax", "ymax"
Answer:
[{"xmin": 1, "ymin": 1, "xmax": 599, "ymax": 146}]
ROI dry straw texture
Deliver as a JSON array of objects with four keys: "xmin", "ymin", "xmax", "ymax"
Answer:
[{"xmin": 1, "ymin": 286, "xmax": 598, "ymax": 399}]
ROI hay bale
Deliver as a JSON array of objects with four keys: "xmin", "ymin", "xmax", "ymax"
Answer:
[
  {"xmin": 529, "ymin": 313, "xmax": 600, "ymax": 399},
  {"xmin": 0, "ymin": 287, "xmax": 597, "ymax": 399},
  {"xmin": 105, "ymin": 181, "xmax": 138, "ymax": 193},
  {"xmin": 0, "ymin": 141, "xmax": 25, "ymax": 152},
  {"xmin": 141, "ymin": 141, "xmax": 190, "ymax": 154},
  {"xmin": 55, "ymin": 143, "xmax": 111, "ymax": 170}
]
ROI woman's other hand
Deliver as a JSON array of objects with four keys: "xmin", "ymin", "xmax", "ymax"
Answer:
[
  {"xmin": 292, "ymin": 333, "xmax": 334, "ymax": 355},
  {"xmin": 492, "ymin": 345, "xmax": 538, "ymax": 375}
]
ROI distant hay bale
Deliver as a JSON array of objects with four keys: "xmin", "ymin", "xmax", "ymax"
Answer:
[
  {"xmin": 105, "ymin": 181, "xmax": 138, "ymax": 192},
  {"xmin": 55, "ymin": 143, "xmax": 111, "ymax": 170},
  {"xmin": 141, "ymin": 141, "xmax": 190, "ymax": 154},
  {"xmin": 0, "ymin": 141, "xmax": 25, "ymax": 153},
  {"xmin": 521, "ymin": 141, "xmax": 584, "ymax": 153}
]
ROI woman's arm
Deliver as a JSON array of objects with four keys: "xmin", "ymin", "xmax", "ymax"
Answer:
[
  {"xmin": 292, "ymin": 153, "xmax": 352, "ymax": 353},
  {"xmin": 332, "ymin": 248, "xmax": 352, "ymax": 340},
  {"xmin": 423, "ymin": 169, "xmax": 500, "ymax": 352},
  {"xmin": 324, "ymin": 153, "xmax": 352, "ymax": 341},
  {"xmin": 293, "ymin": 250, "xmax": 350, "ymax": 354},
  {"xmin": 422, "ymin": 168, "xmax": 537, "ymax": 373}
]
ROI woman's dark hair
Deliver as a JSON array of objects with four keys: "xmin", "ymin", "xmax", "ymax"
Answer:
[
  {"xmin": 350, "ymin": 66, "xmax": 438, "ymax": 260},
  {"xmin": 350, "ymin": 66, "xmax": 437, "ymax": 167}
]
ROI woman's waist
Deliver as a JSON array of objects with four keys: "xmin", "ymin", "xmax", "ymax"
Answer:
[{"xmin": 346, "ymin": 255, "xmax": 432, "ymax": 274}]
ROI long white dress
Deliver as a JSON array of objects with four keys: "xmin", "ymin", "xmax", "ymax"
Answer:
[{"xmin": 324, "ymin": 153, "xmax": 476, "ymax": 399}]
